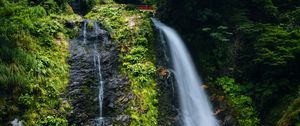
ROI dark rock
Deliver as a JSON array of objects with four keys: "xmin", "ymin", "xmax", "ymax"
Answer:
[
  {"xmin": 153, "ymin": 29, "xmax": 179, "ymax": 125},
  {"xmin": 67, "ymin": 21, "xmax": 131, "ymax": 126},
  {"xmin": 108, "ymin": 102, "xmax": 114, "ymax": 108},
  {"xmin": 116, "ymin": 115, "xmax": 130, "ymax": 122},
  {"xmin": 223, "ymin": 115, "xmax": 237, "ymax": 126},
  {"xmin": 65, "ymin": 21, "xmax": 76, "ymax": 29}
]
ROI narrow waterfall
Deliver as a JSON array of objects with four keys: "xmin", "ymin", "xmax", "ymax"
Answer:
[
  {"xmin": 11, "ymin": 118, "xmax": 22, "ymax": 126},
  {"xmin": 152, "ymin": 18, "xmax": 219, "ymax": 126},
  {"xmin": 83, "ymin": 20, "xmax": 87, "ymax": 44},
  {"xmin": 93, "ymin": 21, "xmax": 105, "ymax": 126},
  {"xmin": 68, "ymin": 20, "xmax": 107, "ymax": 125}
]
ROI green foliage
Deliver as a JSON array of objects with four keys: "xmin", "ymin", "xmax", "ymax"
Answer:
[
  {"xmin": 87, "ymin": 21, "xmax": 94, "ymax": 31},
  {"xmin": 19, "ymin": 94, "xmax": 34, "ymax": 107},
  {"xmin": 35, "ymin": 18, "xmax": 65, "ymax": 37},
  {"xmin": 86, "ymin": 4, "xmax": 158, "ymax": 125},
  {"xmin": 0, "ymin": 0, "xmax": 73, "ymax": 125},
  {"xmin": 202, "ymin": 26, "xmax": 234, "ymax": 71},
  {"xmin": 216, "ymin": 77, "xmax": 260, "ymax": 126},
  {"xmin": 254, "ymin": 26, "xmax": 300, "ymax": 67},
  {"xmin": 158, "ymin": 0, "xmax": 300, "ymax": 125},
  {"xmin": 29, "ymin": 0, "xmax": 65, "ymax": 13},
  {"xmin": 237, "ymin": 24, "xmax": 300, "ymax": 114},
  {"xmin": 37, "ymin": 116, "xmax": 68, "ymax": 126},
  {"xmin": 143, "ymin": 0, "xmax": 157, "ymax": 5},
  {"xmin": 277, "ymin": 96, "xmax": 300, "ymax": 126},
  {"xmin": 253, "ymin": 0, "xmax": 278, "ymax": 17},
  {"xmin": 71, "ymin": 0, "xmax": 113, "ymax": 15}
]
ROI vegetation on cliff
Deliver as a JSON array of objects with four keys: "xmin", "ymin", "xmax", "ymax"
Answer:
[
  {"xmin": 0, "ymin": 0, "xmax": 80, "ymax": 125},
  {"xmin": 86, "ymin": 4, "xmax": 158, "ymax": 125},
  {"xmin": 1, "ymin": 0, "xmax": 158, "ymax": 125}
]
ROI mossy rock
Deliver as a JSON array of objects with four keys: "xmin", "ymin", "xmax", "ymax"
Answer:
[{"xmin": 87, "ymin": 22, "xmax": 94, "ymax": 31}]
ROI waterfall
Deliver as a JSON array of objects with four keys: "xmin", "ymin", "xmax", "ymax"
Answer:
[
  {"xmin": 78, "ymin": 20, "xmax": 105, "ymax": 125},
  {"xmin": 93, "ymin": 21, "xmax": 105, "ymax": 126},
  {"xmin": 83, "ymin": 20, "xmax": 87, "ymax": 44},
  {"xmin": 11, "ymin": 118, "xmax": 22, "ymax": 126},
  {"xmin": 152, "ymin": 18, "xmax": 219, "ymax": 126}
]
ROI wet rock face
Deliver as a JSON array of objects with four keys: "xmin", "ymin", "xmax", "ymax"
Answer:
[
  {"xmin": 67, "ymin": 22, "xmax": 131, "ymax": 126},
  {"xmin": 153, "ymin": 31, "xmax": 180, "ymax": 126},
  {"xmin": 209, "ymin": 91, "xmax": 238, "ymax": 126},
  {"xmin": 67, "ymin": 37, "xmax": 99, "ymax": 125},
  {"xmin": 100, "ymin": 37, "xmax": 132, "ymax": 125}
]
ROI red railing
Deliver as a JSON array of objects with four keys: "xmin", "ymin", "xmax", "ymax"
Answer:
[{"xmin": 137, "ymin": 5, "xmax": 155, "ymax": 11}]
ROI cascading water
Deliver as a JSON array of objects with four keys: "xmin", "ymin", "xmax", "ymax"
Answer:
[
  {"xmin": 83, "ymin": 20, "xmax": 87, "ymax": 44},
  {"xmin": 152, "ymin": 18, "xmax": 219, "ymax": 126},
  {"xmin": 11, "ymin": 118, "xmax": 22, "ymax": 126},
  {"xmin": 68, "ymin": 20, "xmax": 107, "ymax": 125},
  {"xmin": 93, "ymin": 21, "xmax": 105, "ymax": 126}
]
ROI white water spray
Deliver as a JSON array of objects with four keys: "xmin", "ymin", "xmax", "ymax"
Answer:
[
  {"xmin": 11, "ymin": 118, "xmax": 22, "ymax": 126},
  {"xmin": 152, "ymin": 18, "xmax": 219, "ymax": 126}
]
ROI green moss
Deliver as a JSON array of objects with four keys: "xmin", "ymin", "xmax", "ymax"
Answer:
[
  {"xmin": 87, "ymin": 21, "xmax": 94, "ymax": 31},
  {"xmin": 86, "ymin": 4, "xmax": 158, "ymax": 125}
]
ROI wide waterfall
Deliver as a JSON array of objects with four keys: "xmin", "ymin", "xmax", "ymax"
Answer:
[{"xmin": 152, "ymin": 18, "xmax": 219, "ymax": 126}]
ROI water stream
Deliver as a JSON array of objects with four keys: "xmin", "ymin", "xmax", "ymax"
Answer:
[
  {"xmin": 83, "ymin": 20, "xmax": 87, "ymax": 44},
  {"xmin": 11, "ymin": 118, "xmax": 22, "ymax": 126},
  {"xmin": 152, "ymin": 18, "xmax": 219, "ymax": 126},
  {"xmin": 72, "ymin": 20, "xmax": 106, "ymax": 125},
  {"xmin": 93, "ymin": 21, "xmax": 105, "ymax": 126}
]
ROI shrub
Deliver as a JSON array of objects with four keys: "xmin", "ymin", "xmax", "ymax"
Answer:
[
  {"xmin": 0, "ymin": 0, "xmax": 72, "ymax": 124},
  {"xmin": 216, "ymin": 76, "xmax": 260, "ymax": 126}
]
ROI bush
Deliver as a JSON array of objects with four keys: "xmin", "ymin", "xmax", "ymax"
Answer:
[
  {"xmin": 37, "ymin": 116, "xmax": 68, "ymax": 126},
  {"xmin": 0, "ymin": 0, "xmax": 72, "ymax": 124},
  {"xmin": 216, "ymin": 76, "xmax": 260, "ymax": 126}
]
